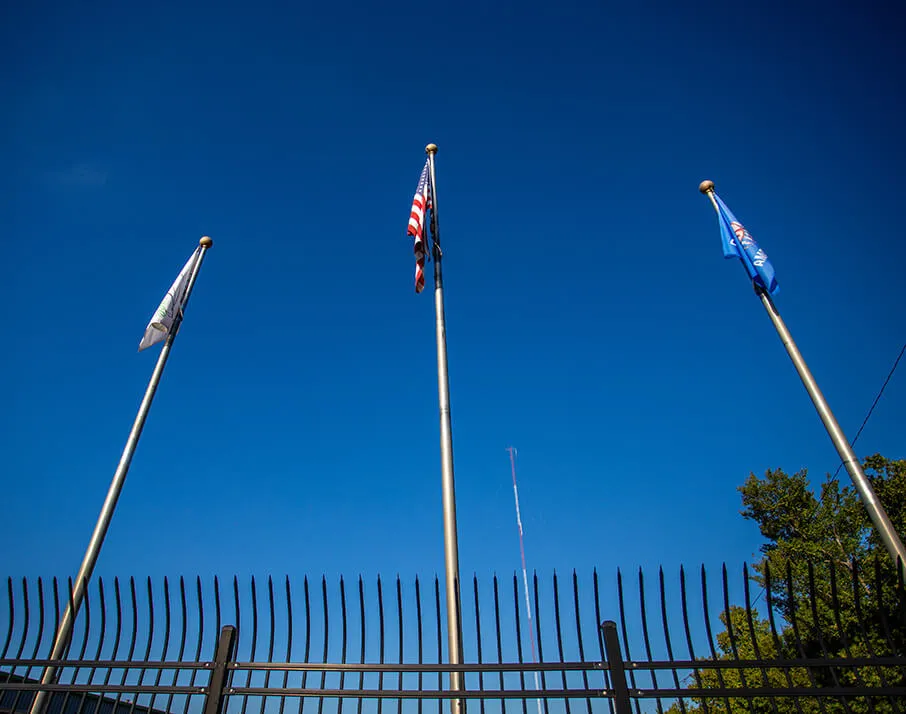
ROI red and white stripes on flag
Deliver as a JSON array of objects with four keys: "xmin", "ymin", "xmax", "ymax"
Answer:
[{"xmin": 407, "ymin": 160, "xmax": 432, "ymax": 293}]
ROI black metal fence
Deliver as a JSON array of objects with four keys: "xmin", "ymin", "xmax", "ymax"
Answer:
[{"xmin": 1, "ymin": 563, "xmax": 904, "ymax": 714}]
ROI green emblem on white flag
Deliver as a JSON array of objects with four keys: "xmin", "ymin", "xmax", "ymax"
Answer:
[{"xmin": 139, "ymin": 248, "xmax": 201, "ymax": 351}]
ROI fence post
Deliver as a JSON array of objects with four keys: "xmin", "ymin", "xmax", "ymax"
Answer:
[
  {"xmin": 601, "ymin": 620, "xmax": 632, "ymax": 714},
  {"xmin": 203, "ymin": 625, "xmax": 237, "ymax": 714}
]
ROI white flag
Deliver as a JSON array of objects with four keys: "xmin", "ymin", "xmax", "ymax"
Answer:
[{"xmin": 138, "ymin": 248, "xmax": 201, "ymax": 351}]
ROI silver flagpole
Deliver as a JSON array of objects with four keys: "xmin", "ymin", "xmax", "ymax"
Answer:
[
  {"xmin": 700, "ymin": 181, "xmax": 906, "ymax": 569},
  {"xmin": 425, "ymin": 143, "xmax": 465, "ymax": 714},
  {"xmin": 29, "ymin": 236, "xmax": 214, "ymax": 714}
]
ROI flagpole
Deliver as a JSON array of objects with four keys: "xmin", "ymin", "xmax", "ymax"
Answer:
[
  {"xmin": 29, "ymin": 236, "xmax": 213, "ymax": 714},
  {"xmin": 700, "ymin": 180, "xmax": 906, "ymax": 570},
  {"xmin": 425, "ymin": 143, "xmax": 465, "ymax": 713}
]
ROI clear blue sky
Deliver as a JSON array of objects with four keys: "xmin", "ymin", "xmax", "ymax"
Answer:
[{"xmin": 3, "ymin": 0, "xmax": 905, "ymax": 586}]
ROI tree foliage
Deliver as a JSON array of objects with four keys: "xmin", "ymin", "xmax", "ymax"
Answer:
[{"xmin": 666, "ymin": 455, "xmax": 906, "ymax": 714}]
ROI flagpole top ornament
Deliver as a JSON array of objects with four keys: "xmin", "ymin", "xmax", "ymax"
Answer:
[
  {"xmin": 699, "ymin": 180, "xmax": 715, "ymax": 194},
  {"xmin": 199, "ymin": 236, "xmax": 213, "ymax": 248},
  {"xmin": 425, "ymin": 143, "xmax": 438, "ymax": 154}
]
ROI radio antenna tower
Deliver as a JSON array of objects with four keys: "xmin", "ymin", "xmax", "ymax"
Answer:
[{"xmin": 507, "ymin": 446, "xmax": 543, "ymax": 714}]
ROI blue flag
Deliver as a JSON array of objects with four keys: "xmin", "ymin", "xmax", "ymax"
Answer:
[{"xmin": 713, "ymin": 193, "xmax": 779, "ymax": 295}]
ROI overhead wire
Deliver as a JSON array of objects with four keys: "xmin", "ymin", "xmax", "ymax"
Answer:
[{"xmin": 750, "ymin": 338, "xmax": 906, "ymax": 608}]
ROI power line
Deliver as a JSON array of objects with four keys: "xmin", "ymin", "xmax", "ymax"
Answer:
[
  {"xmin": 831, "ymin": 339, "xmax": 906, "ymax": 480},
  {"xmin": 751, "ymin": 338, "xmax": 906, "ymax": 609}
]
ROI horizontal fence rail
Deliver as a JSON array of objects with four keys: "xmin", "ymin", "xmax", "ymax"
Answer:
[{"xmin": 1, "ymin": 563, "xmax": 904, "ymax": 714}]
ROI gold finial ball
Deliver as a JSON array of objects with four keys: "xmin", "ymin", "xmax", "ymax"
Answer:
[
  {"xmin": 699, "ymin": 180, "xmax": 715, "ymax": 194},
  {"xmin": 199, "ymin": 236, "xmax": 213, "ymax": 248},
  {"xmin": 425, "ymin": 143, "xmax": 438, "ymax": 154}
]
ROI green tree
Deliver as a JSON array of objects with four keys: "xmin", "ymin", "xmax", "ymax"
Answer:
[{"xmin": 667, "ymin": 455, "xmax": 906, "ymax": 714}]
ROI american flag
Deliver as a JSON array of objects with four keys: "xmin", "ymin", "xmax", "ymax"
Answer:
[{"xmin": 407, "ymin": 160, "xmax": 432, "ymax": 293}]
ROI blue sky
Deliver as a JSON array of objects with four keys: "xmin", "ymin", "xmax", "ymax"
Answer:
[{"xmin": 3, "ymin": 0, "xmax": 905, "ymax": 593}]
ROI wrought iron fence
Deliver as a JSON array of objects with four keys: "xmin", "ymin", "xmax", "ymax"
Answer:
[{"xmin": 1, "ymin": 563, "xmax": 904, "ymax": 714}]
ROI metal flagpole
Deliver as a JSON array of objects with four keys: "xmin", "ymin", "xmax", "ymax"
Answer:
[
  {"xmin": 425, "ymin": 143, "xmax": 465, "ymax": 713},
  {"xmin": 29, "ymin": 236, "xmax": 214, "ymax": 714},
  {"xmin": 700, "ymin": 180, "xmax": 906, "ymax": 570}
]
